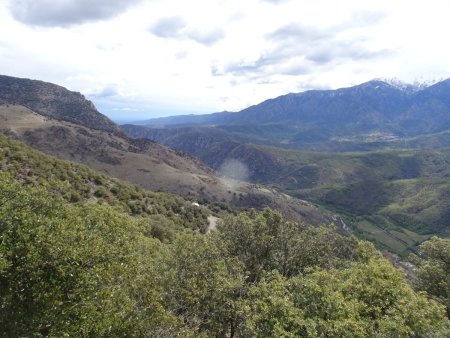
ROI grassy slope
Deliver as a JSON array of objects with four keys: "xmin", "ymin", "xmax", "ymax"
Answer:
[
  {"xmin": 255, "ymin": 145, "xmax": 450, "ymax": 255},
  {"xmin": 0, "ymin": 133, "xmax": 232, "ymax": 237},
  {"xmin": 0, "ymin": 104, "xmax": 232, "ymax": 202}
]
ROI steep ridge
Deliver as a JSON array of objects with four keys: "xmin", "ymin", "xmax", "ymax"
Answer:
[
  {"xmin": 0, "ymin": 104, "xmax": 226, "ymax": 199},
  {"xmin": 0, "ymin": 75, "xmax": 122, "ymax": 136}
]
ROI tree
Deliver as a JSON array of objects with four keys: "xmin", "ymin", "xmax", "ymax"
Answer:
[
  {"xmin": 410, "ymin": 236, "xmax": 450, "ymax": 318},
  {"xmin": 0, "ymin": 173, "xmax": 177, "ymax": 336},
  {"xmin": 158, "ymin": 232, "xmax": 246, "ymax": 337},
  {"xmin": 215, "ymin": 208, "xmax": 360, "ymax": 281},
  {"xmin": 243, "ymin": 247, "xmax": 449, "ymax": 337}
]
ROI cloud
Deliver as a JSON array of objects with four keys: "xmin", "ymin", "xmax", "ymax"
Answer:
[
  {"xmin": 186, "ymin": 28, "xmax": 224, "ymax": 46},
  {"xmin": 267, "ymin": 23, "xmax": 330, "ymax": 43},
  {"xmin": 278, "ymin": 64, "xmax": 310, "ymax": 76},
  {"xmin": 150, "ymin": 16, "xmax": 186, "ymax": 38},
  {"xmin": 306, "ymin": 42, "xmax": 393, "ymax": 65},
  {"xmin": 216, "ymin": 23, "xmax": 331, "ymax": 77},
  {"xmin": 260, "ymin": 0, "xmax": 289, "ymax": 3},
  {"xmin": 222, "ymin": 55, "xmax": 312, "ymax": 78},
  {"xmin": 10, "ymin": 0, "xmax": 143, "ymax": 27},
  {"xmin": 149, "ymin": 17, "xmax": 224, "ymax": 46},
  {"xmin": 348, "ymin": 10, "xmax": 386, "ymax": 28},
  {"xmin": 219, "ymin": 14, "xmax": 393, "ymax": 79},
  {"xmin": 222, "ymin": 39, "xmax": 392, "ymax": 78}
]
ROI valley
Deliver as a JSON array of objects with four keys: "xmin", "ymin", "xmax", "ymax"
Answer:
[
  {"xmin": 5, "ymin": 75, "xmax": 448, "ymax": 255},
  {"xmin": 123, "ymin": 79, "xmax": 450, "ymax": 255}
]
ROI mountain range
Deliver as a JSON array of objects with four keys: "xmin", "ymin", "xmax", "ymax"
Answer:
[{"xmin": 131, "ymin": 79, "xmax": 450, "ymax": 151}]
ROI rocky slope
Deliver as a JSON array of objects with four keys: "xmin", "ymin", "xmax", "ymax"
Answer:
[{"xmin": 0, "ymin": 75, "xmax": 122, "ymax": 136}]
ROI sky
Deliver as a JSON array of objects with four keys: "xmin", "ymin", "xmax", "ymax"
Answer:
[{"xmin": 1, "ymin": 0, "xmax": 450, "ymax": 122}]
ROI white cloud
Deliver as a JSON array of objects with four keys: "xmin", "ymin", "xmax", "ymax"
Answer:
[{"xmin": 0, "ymin": 0, "xmax": 449, "ymax": 120}]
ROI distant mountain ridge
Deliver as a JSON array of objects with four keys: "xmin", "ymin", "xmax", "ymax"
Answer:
[{"xmin": 138, "ymin": 78, "xmax": 450, "ymax": 138}]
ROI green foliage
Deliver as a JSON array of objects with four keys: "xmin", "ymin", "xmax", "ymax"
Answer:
[
  {"xmin": 158, "ymin": 233, "xmax": 245, "ymax": 336},
  {"xmin": 297, "ymin": 256, "xmax": 449, "ymax": 337},
  {"xmin": 94, "ymin": 186, "xmax": 108, "ymax": 197},
  {"xmin": 410, "ymin": 237, "xmax": 450, "ymax": 318},
  {"xmin": 242, "ymin": 272, "xmax": 307, "ymax": 337},
  {"xmin": 0, "ymin": 133, "xmax": 209, "ymax": 233},
  {"xmin": 243, "ymin": 255, "xmax": 449, "ymax": 338},
  {"xmin": 0, "ymin": 173, "xmax": 178, "ymax": 336},
  {"xmin": 215, "ymin": 209, "xmax": 360, "ymax": 281}
]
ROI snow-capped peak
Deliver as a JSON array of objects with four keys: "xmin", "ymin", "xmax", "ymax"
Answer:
[{"xmin": 377, "ymin": 77, "xmax": 440, "ymax": 93}]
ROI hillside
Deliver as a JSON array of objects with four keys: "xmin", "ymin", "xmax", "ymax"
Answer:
[
  {"xmin": 0, "ymin": 133, "xmax": 216, "ymax": 234},
  {"xmin": 1, "ymin": 144, "xmax": 448, "ymax": 335},
  {"xmin": 0, "ymin": 75, "xmax": 122, "ymax": 136},
  {"xmin": 0, "ymin": 75, "xmax": 343, "ymax": 227},
  {"xmin": 256, "ymin": 146, "xmax": 450, "ymax": 253},
  {"xmin": 122, "ymin": 125, "xmax": 450, "ymax": 255},
  {"xmin": 0, "ymin": 103, "xmax": 228, "ymax": 199}
]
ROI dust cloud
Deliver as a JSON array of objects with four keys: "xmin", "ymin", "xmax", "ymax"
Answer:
[{"xmin": 218, "ymin": 159, "xmax": 249, "ymax": 189}]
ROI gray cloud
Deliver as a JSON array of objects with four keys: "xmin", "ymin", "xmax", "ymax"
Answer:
[
  {"xmin": 220, "ymin": 41, "xmax": 311, "ymax": 77},
  {"xmin": 186, "ymin": 29, "xmax": 225, "ymax": 46},
  {"xmin": 306, "ymin": 42, "xmax": 393, "ymax": 65},
  {"xmin": 10, "ymin": 0, "xmax": 143, "ymax": 27},
  {"xmin": 260, "ymin": 0, "xmax": 289, "ymax": 3},
  {"xmin": 222, "ymin": 37, "xmax": 392, "ymax": 78},
  {"xmin": 150, "ymin": 16, "xmax": 186, "ymax": 38},
  {"xmin": 348, "ymin": 11, "xmax": 386, "ymax": 28},
  {"xmin": 278, "ymin": 64, "xmax": 310, "ymax": 76}
]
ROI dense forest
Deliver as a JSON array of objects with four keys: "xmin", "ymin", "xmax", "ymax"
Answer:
[{"xmin": 1, "ymin": 135, "xmax": 449, "ymax": 337}]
